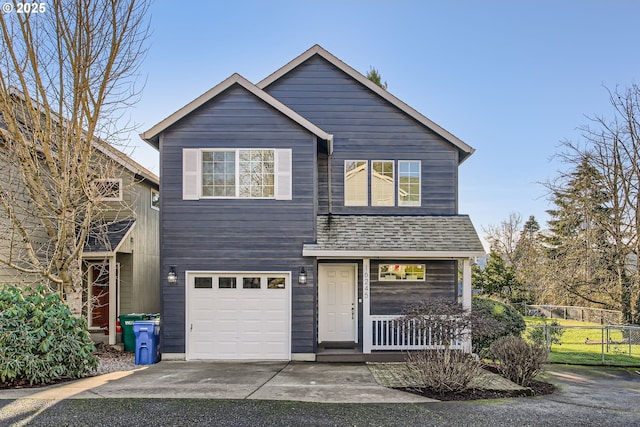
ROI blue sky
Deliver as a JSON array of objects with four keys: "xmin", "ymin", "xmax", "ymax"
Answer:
[{"xmin": 126, "ymin": 1, "xmax": 640, "ymax": 246}]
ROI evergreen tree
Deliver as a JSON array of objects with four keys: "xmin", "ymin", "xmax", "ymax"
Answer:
[
  {"xmin": 366, "ymin": 67, "xmax": 388, "ymax": 90},
  {"xmin": 543, "ymin": 157, "xmax": 620, "ymax": 309},
  {"xmin": 513, "ymin": 215, "xmax": 543, "ymax": 303},
  {"xmin": 475, "ymin": 250, "xmax": 525, "ymax": 303}
]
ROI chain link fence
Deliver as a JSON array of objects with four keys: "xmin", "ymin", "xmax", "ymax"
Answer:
[
  {"xmin": 526, "ymin": 323, "xmax": 640, "ymax": 367},
  {"xmin": 523, "ymin": 304, "xmax": 623, "ymax": 324}
]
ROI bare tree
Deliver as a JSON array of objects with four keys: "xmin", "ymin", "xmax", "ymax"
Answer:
[
  {"xmin": 0, "ymin": 0, "xmax": 150, "ymax": 315},
  {"xmin": 551, "ymin": 85, "xmax": 640, "ymax": 323},
  {"xmin": 484, "ymin": 212, "xmax": 522, "ymax": 265}
]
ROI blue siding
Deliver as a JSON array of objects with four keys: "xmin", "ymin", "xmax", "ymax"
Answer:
[
  {"xmin": 264, "ymin": 55, "xmax": 459, "ymax": 215},
  {"xmin": 159, "ymin": 84, "xmax": 317, "ymax": 354}
]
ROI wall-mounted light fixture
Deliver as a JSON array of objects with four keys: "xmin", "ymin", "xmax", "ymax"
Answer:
[
  {"xmin": 298, "ymin": 267, "xmax": 308, "ymax": 285},
  {"xmin": 167, "ymin": 266, "xmax": 177, "ymax": 285}
]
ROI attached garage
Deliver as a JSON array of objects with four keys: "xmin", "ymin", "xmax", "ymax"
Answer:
[{"xmin": 186, "ymin": 272, "xmax": 291, "ymax": 360}]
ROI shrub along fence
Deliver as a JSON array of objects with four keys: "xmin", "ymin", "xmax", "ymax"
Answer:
[{"xmin": 526, "ymin": 323, "xmax": 640, "ymax": 367}]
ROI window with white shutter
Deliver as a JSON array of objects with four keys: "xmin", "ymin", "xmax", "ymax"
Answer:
[{"xmin": 182, "ymin": 148, "xmax": 292, "ymax": 200}]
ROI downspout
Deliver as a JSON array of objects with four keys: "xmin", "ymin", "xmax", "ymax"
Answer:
[{"xmin": 327, "ymin": 135, "xmax": 334, "ymax": 216}]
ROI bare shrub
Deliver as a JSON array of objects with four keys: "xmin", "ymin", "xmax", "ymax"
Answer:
[
  {"xmin": 400, "ymin": 299, "xmax": 490, "ymax": 395},
  {"xmin": 489, "ymin": 335, "xmax": 548, "ymax": 387},
  {"xmin": 402, "ymin": 349, "xmax": 482, "ymax": 396},
  {"xmin": 403, "ymin": 299, "xmax": 497, "ymax": 348}
]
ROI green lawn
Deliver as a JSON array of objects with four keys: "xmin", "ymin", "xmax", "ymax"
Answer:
[{"xmin": 524, "ymin": 317, "xmax": 640, "ymax": 367}]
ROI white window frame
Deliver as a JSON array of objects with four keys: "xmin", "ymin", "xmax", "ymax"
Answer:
[
  {"xmin": 398, "ymin": 160, "xmax": 421, "ymax": 207},
  {"xmin": 151, "ymin": 188, "xmax": 160, "ymax": 211},
  {"xmin": 94, "ymin": 178, "xmax": 123, "ymax": 202},
  {"xmin": 344, "ymin": 160, "xmax": 368, "ymax": 206},
  {"xmin": 378, "ymin": 263, "xmax": 426, "ymax": 282},
  {"xmin": 371, "ymin": 160, "xmax": 395, "ymax": 206}
]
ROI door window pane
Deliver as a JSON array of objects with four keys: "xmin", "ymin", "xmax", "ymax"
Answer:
[
  {"xmin": 218, "ymin": 277, "xmax": 236, "ymax": 289},
  {"xmin": 268, "ymin": 277, "xmax": 286, "ymax": 289},
  {"xmin": 195, "ymin": 277, "xmax": 213, "ymax": 289},
  {"xmin": 243, "ymin": 277, "xmax": 261, "ymax": 289}
]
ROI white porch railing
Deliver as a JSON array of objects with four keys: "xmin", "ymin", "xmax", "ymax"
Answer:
[{"xmin": 370, "ymin": 315, "xmax": 464, "ymax": 351}]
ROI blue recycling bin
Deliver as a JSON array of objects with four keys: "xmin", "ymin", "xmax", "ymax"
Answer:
[{"xmin": 133, "ymin": 320, "xmax": 160, "ymax": 365}]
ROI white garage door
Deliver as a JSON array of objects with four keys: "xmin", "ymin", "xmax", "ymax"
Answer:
[{"xmin": 186, "ymin": 272, "xmax": 290, "ymax": 360}]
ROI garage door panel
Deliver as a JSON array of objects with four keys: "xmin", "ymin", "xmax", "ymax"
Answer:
[{"xmin": 187, "ymin": 272, "xmax": 290, "ymax": 360}]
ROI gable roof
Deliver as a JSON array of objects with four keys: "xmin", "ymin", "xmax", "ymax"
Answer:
[
  {"xmin": 140, "ymin": 73, "xmax": 333, "ymax": 149},
  {"xmin": 303, "ymin": 215, "xmax": 485, "ymax": 258},
  {"xmin": 258, "ymin": 45, "xmax": 475, "ymax": 163}
]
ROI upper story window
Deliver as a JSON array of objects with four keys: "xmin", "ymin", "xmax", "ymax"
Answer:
[
  {"xmin": 344, "ymin": 160, "xmax": 368, "ymax": 206},
  {"xmin": 398, "ymin": 161, "xmax": 421, "ymax": 206},
  {"xmin": 344, "ymin": 160, "xmax": 420, "ymax": 207},
  {"xmin": 93, "ymin": 178, "xmax": 123, "ymax": 202},
  {"xmin": 182, "ymin": 148, "xmax": 291, "ymax": 200},
  {"xmin": 371, "ymin": 161, "xmax": 394, "ymax": 206}
]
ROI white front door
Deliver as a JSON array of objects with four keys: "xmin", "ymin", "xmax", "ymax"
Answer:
[{"xmin": 318, "ymin": 264, "xmax": 356, "ymax": 342}]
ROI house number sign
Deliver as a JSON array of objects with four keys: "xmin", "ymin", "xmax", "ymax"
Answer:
[{"xmin": 363, "ymin": 269, "xmax": 370, "ymax": 299}]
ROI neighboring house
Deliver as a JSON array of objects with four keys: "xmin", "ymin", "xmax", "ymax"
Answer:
[
  {"xmin": 0, "ymin": 127, "xmax": 160, "ymax": 346},
  {"xmin": 141, "ymin": 45, "xmax": 484, "ymax": 361}
]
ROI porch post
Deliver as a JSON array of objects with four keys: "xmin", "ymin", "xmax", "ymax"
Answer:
[
  {"xmin": 462, "ymin": 258, "xmax": 472, "ymax": 352},
  {"xmin": 362, "ymin": 258, "xmax": 371, "ymax": 353},
  {"xmin": 462, "ymin": 258, "xmax": 472, "ymax": 311},
  {"xmin": 108, "ymin": 256, "xmax": 117, "ymax": 346}
]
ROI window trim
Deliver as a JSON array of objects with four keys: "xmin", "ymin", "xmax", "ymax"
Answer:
[
  {"xmin": 202, "ymin": 148, "xmax": 276, "ymax": 199},
  {"xmin": 378, "ymin": 263, "xmax": 426, "ymax": 282},
  {"xmin": 94, "ymin": 178, "xmax": 123, "ymax": 202},
  {"xmin": 344, "ymin": 160, "xmax": 368, "ymax": 206},
  {"xmin": 398, "ymin": 160, "xmax": 421, "ymax": 207}
]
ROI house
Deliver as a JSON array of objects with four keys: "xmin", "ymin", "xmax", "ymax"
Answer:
[
  {"xmin": 0, "ymin": 119, "xmax": 160, "ymax": 346},
  {"xmin": 141, "ymin": 45, "xmax": 484, "ymax": 361},
  {"xmin": 80, "ymin": 141, "xmax": 160, "ymax": 344}
]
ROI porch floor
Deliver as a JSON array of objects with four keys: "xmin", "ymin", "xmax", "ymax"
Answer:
[{"xmin": 316, "ymin": 348, "xmax": 406, "ymax": 363}]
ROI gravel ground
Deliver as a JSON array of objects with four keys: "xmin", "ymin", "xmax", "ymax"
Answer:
[{"xmin": 93, "ymin": 344, "xmax": 137, "ymax": 375}]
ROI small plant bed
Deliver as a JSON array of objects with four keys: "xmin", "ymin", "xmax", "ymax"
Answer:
[{"xmin": 399, "ymin": 379, "xmax": 555, "ymax": 401}]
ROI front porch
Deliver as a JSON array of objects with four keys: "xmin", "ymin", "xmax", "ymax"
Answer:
[{"xmin": 303, "ymin": 215, "xmax": 484, "ymax": 362}]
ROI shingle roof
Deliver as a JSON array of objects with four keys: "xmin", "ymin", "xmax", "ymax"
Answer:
[
  {"xmin": 84, "ymin": 220, "xmax": 136, "ymax": 253},
  {"xmin": 303, "ymin": 215, "xmax": 485, "ymax": 257}
]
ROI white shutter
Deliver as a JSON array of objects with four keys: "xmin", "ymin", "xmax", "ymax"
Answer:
[
  {"xmin": 274, "ymin": 149, "xmax": 292, "ymax": 200},
  {"xmin": 183, "ymin": 149, "xmax": 201, "ymax": 200}
]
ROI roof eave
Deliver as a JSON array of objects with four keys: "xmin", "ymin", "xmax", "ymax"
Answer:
[{"xmin": 302, "ymin": 249, "xmax": 486, "ymax": 259}]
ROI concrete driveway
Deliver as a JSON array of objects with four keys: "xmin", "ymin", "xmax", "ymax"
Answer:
[
  {"xmin": 1, "ymin": 363, "xmax": 639, "ymax": 426},
  {"xmin": 0, "ymin": 361, "xmax": 434, "ymax": 403}
]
